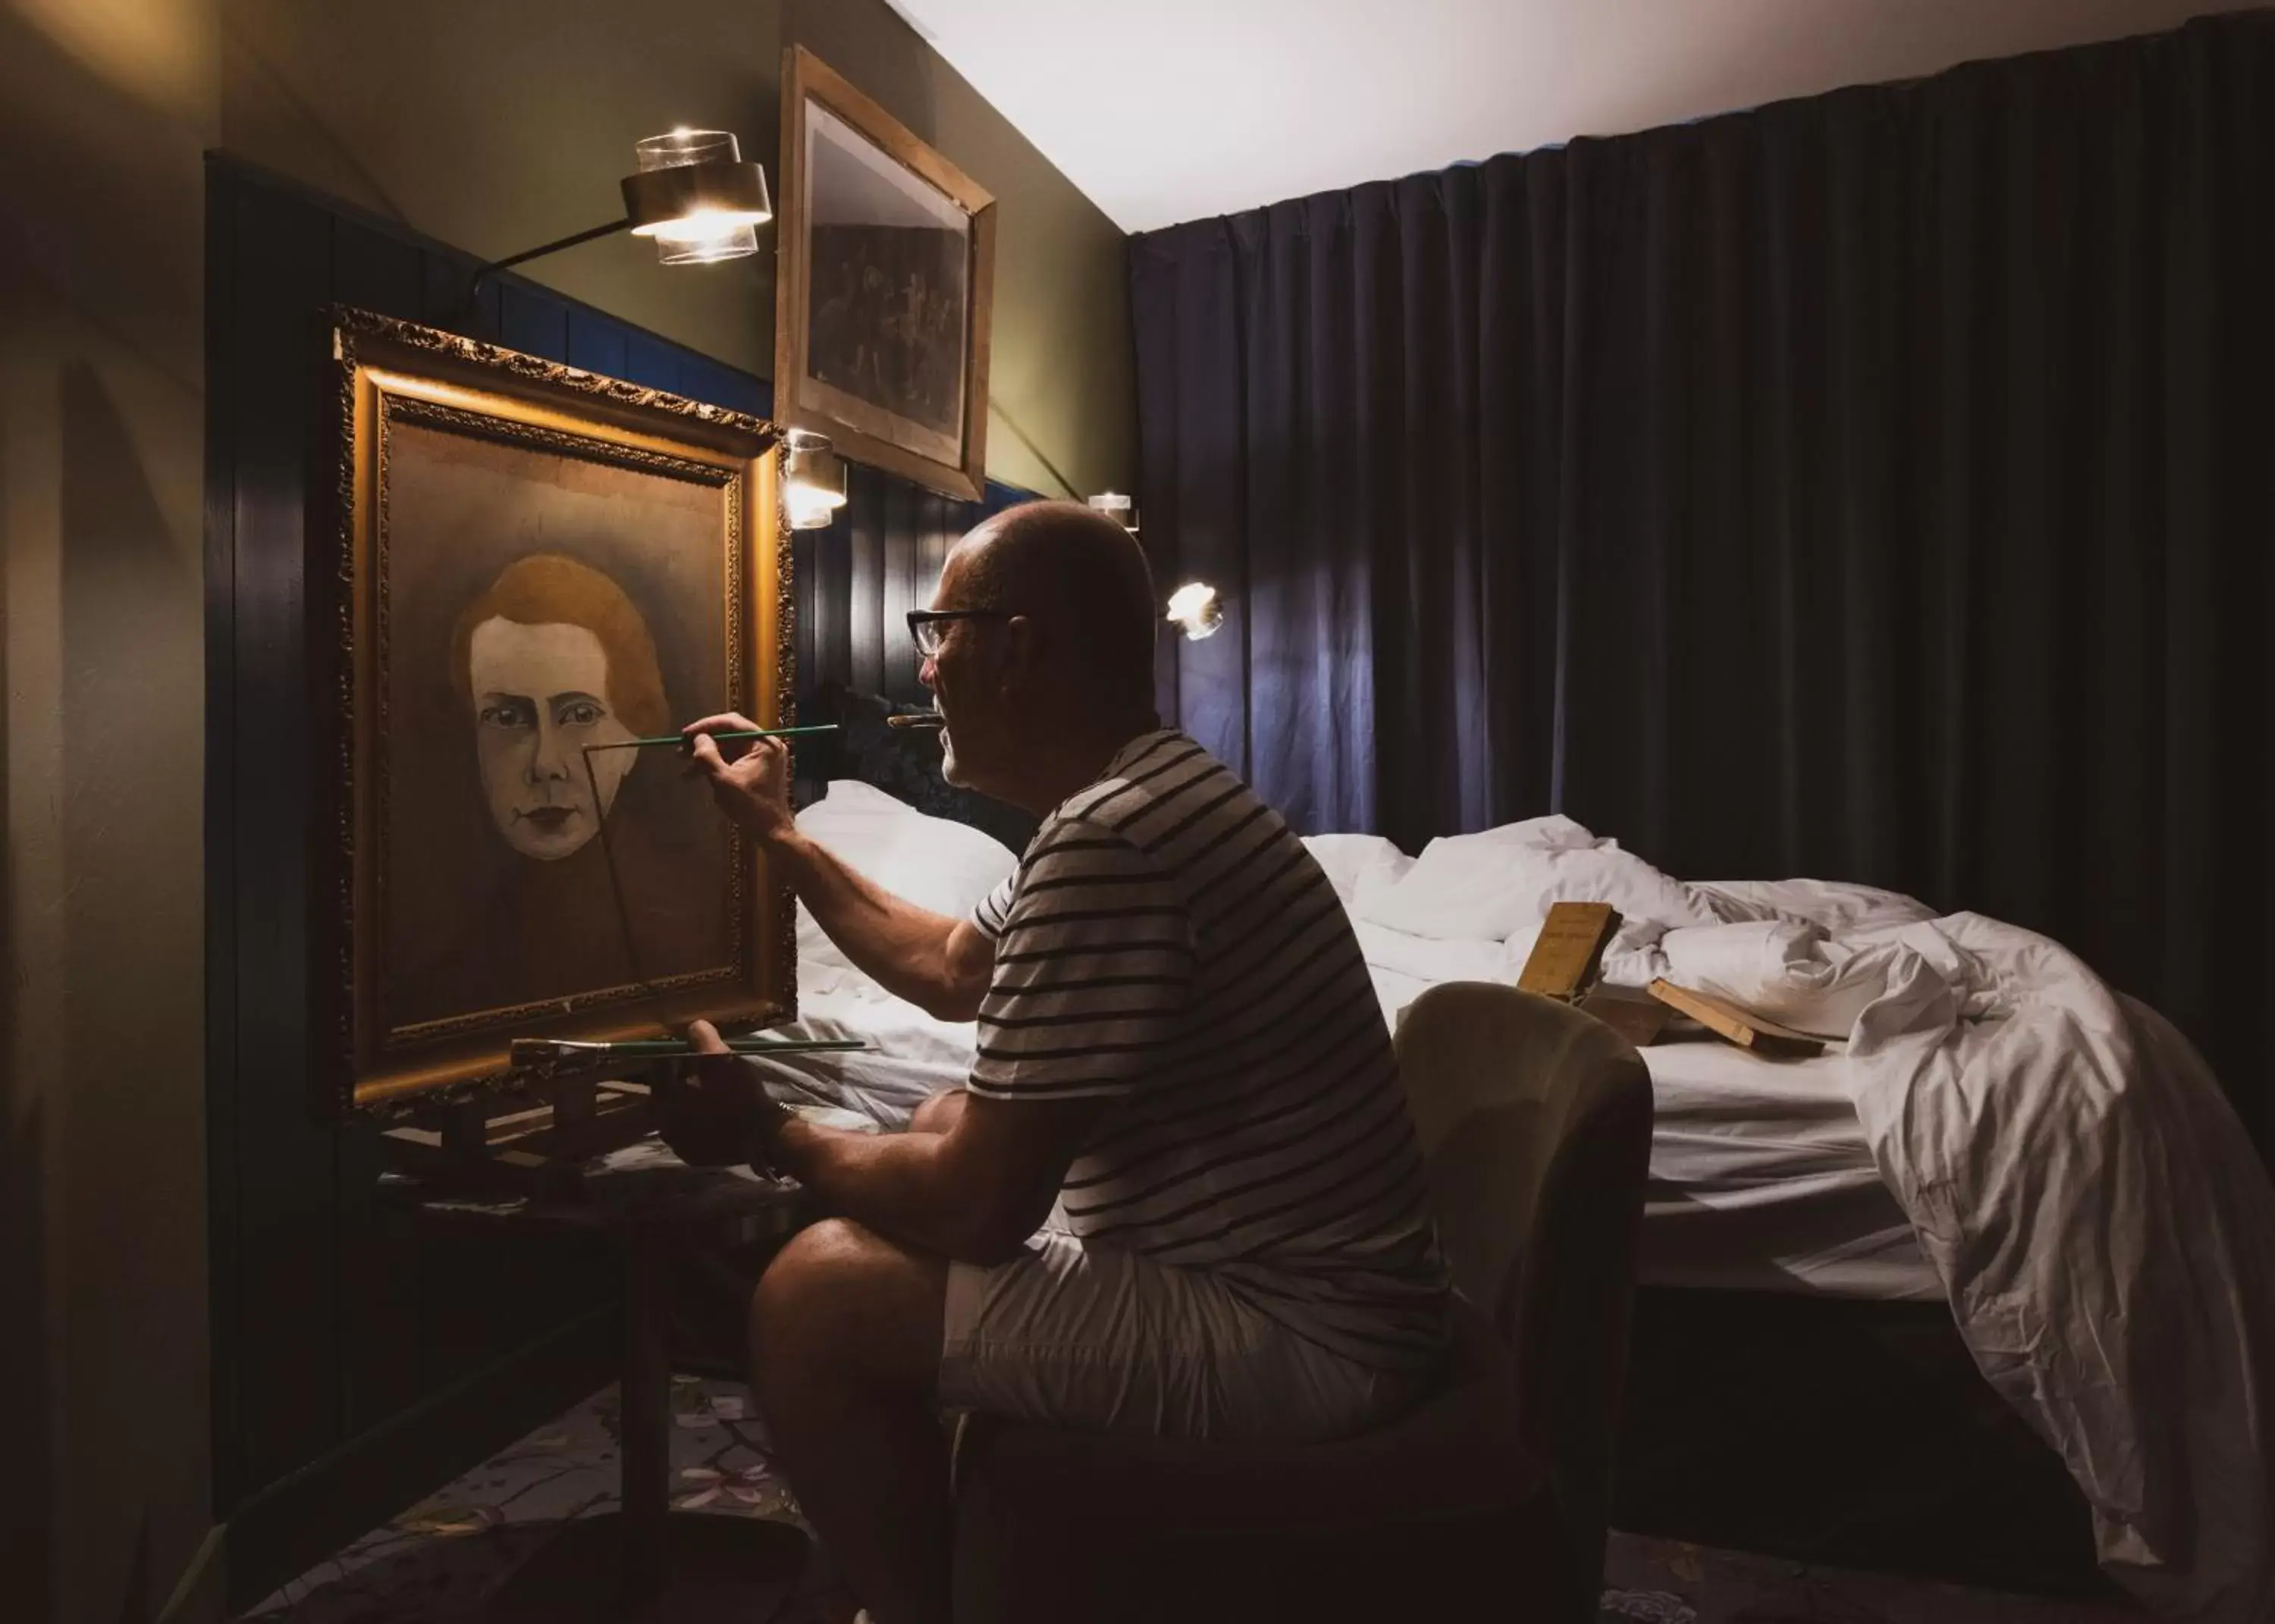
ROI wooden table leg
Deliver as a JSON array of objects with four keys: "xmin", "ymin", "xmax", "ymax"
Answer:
[
  {"xmin": 620, "ymin": 1231, "xmax": 670, "ymax": 1600},
  {"xmin": 469, "ymin": 1198, "xmax": 811, "ymax": 1622}
]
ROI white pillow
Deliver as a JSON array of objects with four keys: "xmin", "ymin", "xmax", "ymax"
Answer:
[
  {"xmin": 1301, "ymin": 834, "xmax": 1413, "ymax": 906},
  {"xmin": 794, "ymin": 781, "xmax": 1020, "ymax": 972},
  {"xmin": 1528, "ymin": 843, "xmax": 1720, "ymax": 933},
  {"xmin": 1353, "ymin": 816, "xmax": 1714, "ymax": 941},
  {"xmin": 1348, "ymin": 817, "xmax": 1596, "ymax": 939},
  {"xmin": 1657, "ymin": 920, "xmax": 1898, "ymax": 1040}
]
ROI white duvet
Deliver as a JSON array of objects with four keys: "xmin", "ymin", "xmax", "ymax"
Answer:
[
  {"xmin": 1844, "ymin": 916, "xmax": 2275, "ymax": 1622},
  {"xmin": 1337, "ymin": 829, "xmax": 2275, "ymax": 1623},
  {"xmin": 755, "ymin": 787, "xmax": 2275, "ymax": 1621}
]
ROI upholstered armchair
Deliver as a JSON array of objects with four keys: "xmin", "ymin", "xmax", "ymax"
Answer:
[{"xmin": 948, "ymin": 983, "xmax": 1655, "ymax": 1624}]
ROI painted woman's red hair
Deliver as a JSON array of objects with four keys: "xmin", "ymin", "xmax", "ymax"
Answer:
[{"xmin": 448, "ymin": 553, "xmax": 668, "ymax": 736}]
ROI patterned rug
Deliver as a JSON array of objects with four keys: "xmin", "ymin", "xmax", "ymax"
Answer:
[
  {"xmin": 243, "ymin": 1376, "xmax": 820, "ymax": 1624},
  {"xmin": 244, "ymin": 1379, "xmax": 2142, "ymax": 1622}
]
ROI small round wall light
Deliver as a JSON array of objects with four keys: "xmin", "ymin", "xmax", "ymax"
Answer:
[{"xmin": 1166, "ymin": 582, "xmax": 1224, "ymax": 641}]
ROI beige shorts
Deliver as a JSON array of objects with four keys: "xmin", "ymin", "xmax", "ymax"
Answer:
[{"xmin": 939, "ymin": 1221, "xmax": 1423, "ymax": 1444}]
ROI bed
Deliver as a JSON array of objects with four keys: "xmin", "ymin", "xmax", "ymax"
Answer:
[{"xmin": 762, "ymin": 702, "xmax": 2275, "ymax": 1622}]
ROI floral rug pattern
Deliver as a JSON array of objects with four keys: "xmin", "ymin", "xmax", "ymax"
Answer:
[
  {"xmin": 244, "ymin": 1376, "xmax": 812, "ymax": 1623},
  {"xmin": 246, "ymin": 1379, "xmax": 2139, "ymax": 1623}
]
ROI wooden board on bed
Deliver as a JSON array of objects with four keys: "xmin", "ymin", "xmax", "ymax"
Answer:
[
  {"xmin": 1516, "ymin": 901, "xmax": 1624, "ymax": 1001},
  {"xmin": 1647, "ymin": 979, "xmax": 1825, "ymax": 1058},
  {"xmin": 1579, "ymin": 985, "xmax": 1677, "ymax": 1047}
]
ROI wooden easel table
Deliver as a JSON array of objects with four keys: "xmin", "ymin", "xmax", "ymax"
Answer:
[{"xmin": 397, "ymin": 1136, "xmax": 817, "ymax": 1622}]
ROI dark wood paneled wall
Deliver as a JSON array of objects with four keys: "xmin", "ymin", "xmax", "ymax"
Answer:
[
  {"xmin": 205, "ymin": 157, "xmax": 1030, "ymax": 1602},
  {"xmin": 799, "ymin": 455, "xmax": 1018, "ymax": 710}
]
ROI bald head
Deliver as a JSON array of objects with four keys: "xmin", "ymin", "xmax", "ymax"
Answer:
[{"xmin": 950, "ymin": 500, "xmax": 1158, "ymax": 710}]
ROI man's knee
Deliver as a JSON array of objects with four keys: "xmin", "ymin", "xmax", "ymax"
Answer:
[
  {"xmin": 908, "ymin": 1087, "xmax": 968, "ymax": 1136},
  {"xmin": 753, "ymin": 1218, "xmax": 885, "ymax": 1330},
  {"xmin": 749, "ymin": 1218, "xmax": 946, "ymax": 1387}
]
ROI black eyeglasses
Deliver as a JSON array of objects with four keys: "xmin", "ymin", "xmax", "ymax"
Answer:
[{"xmin": 907, "ymin": 608, "xmax": 1010, "ymax": 657}]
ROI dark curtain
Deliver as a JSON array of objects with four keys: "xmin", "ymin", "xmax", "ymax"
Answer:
[{"xmin": 1131, "ymin": 14, "xmax": 2274, "ymax": 1157}]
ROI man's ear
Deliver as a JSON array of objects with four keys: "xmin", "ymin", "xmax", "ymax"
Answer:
[{"xmin": 996, "ymin": 613, "xmax": 1043, "ymax": 691}]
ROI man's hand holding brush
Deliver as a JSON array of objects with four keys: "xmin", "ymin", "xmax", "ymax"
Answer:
[
  {"xmin": 654, "ymin": 1017, "xmax": 794, "ymax": 1169},
  {"xmin": 681, "ymin": 711, "xmax": 799, "ymax": 846}
]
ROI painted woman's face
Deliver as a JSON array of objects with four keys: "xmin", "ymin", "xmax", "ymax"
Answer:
[{"xmin": 468, "ymin": 617, "xmax": 638, "ymax": 860}]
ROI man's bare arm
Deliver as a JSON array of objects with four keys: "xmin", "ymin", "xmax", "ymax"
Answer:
[
  {"xmin": 684, "ymin": 714, "xmax": 994, "ymax": 1020},
  {"xmin": 772, "ymin": 1086, "xmax": 1111, "ymax": 1265},
  {"xmin": 764, "ymin": 830, "xmax": 994, "ymax": 1021},
  {"xmin": 670, "ymin": 1023, "xmax": 1103, "ymax": 1264}
]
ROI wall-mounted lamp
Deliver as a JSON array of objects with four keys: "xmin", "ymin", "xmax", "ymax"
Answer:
[
  {"xmin": 626, "ymin": 130, "xmax": 773, "ymax": 264},
  {"xmin": 783, "ymin": 428, "xmax": 849, "ymax": 531},
  {"xmin": 1166, "ymin": 582, "xmax": 1224, "ymax": 641},
  {"xmin": 1090, "ymin": 494, "xmax": 1216, "ymax": 639},
  {"xmin": 1087, "ymin": 491, "xmax": 1139, "ymax": 533},
  {"xmin": 466, "ymin": 128, "xmax": 772, "ymax": 303}
]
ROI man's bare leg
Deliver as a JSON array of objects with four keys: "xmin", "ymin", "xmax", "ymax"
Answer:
[{"xmin": 750, "ymin": 1218, "xmax": 952, "ymax": 1624}]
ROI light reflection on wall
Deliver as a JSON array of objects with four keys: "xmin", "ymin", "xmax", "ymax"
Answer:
[{"xmin": 8, "ymin": 0, "xmax": 215, "ymax": 112}]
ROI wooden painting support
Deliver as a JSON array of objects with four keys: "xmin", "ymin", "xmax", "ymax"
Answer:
[{"xmin": 377, "ymin": 1072, "xmax": 663, "ymax": 1199}]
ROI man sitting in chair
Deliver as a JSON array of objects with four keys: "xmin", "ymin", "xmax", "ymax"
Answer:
[{"xmin": 665, "ymin": 500, "xmax": 1451, "ymax": 1624}]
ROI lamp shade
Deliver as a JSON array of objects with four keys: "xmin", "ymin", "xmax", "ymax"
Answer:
[
  {"xmin": 622, "ymin": 130, "xmax": 772, "ymax": 265},
  {"xmin": 783, "ymin": 429, "xmax": 848, "ymax": 531},
  {"xmin": 1087, "ymin": 491, "xmax": 1139, "ymax": 532}
]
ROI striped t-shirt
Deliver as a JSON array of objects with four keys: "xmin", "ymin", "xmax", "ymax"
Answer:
[{"xmin": 968, "ymin": 729, "xmax": 1450, "ymax": 1372}]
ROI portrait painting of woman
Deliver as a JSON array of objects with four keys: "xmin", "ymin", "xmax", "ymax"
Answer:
[
  {"xmin": 380, "ymin": 417, "xmax": 744, "ymax": 1039},
  {"xmin": 385, "ymin": 539, "xmax": 733, "ymax": 1033},
  {"xmin": 320, "ymin": 310, "xmax": 789, "ymax": 1108}
]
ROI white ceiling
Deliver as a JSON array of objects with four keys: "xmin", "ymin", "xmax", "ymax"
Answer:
[{"xmin": 884, "ymin": 0, "xmax": 2264, "ymax": 234}]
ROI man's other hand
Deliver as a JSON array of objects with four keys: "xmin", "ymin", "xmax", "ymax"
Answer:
[
  {"xmin": 684, "ymin": 713, "xmax": 795, "ymax": 845},
  {"xmin": 654, "ymin": 1019, "xmax": 787, "ymax": 1167}
]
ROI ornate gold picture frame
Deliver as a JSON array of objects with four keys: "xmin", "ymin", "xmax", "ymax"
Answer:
[
  {"xmin": 775, "ymin": 44, "xmax": 996, "ymax": 502},
  {"xmin": 315, "ymin": 309, "xmax": 795, "ymax": 1114}
]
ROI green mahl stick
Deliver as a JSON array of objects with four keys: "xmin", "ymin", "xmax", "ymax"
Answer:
[
  {"xmin": 510, "ymin": 1036, "xmax": 868, "ymax": 1064},
  {"xmin": 594, "ymin": 1038, "xmax": 866, "ymax": 1056},
  {"xmin": 587, "ymin": 723, "xmax": 841, "ymax": 752}
]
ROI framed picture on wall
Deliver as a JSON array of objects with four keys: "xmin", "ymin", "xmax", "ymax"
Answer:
[
  {"xmin": 313, "ymin": 308, "xmax": 797, "ymax": 1114},
  {"xmin": 775, "ymin": 43, "xmax": 996, "ymax": 502}
]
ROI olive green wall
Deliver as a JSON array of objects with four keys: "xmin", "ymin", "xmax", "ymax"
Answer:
[{"xmin": 218, "ymin": 0, "xmax": 1136, "ymax": 498}]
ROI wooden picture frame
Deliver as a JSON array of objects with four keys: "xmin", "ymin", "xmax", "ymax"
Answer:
[
  {"xmin": 315, "ymin": 308, "xmax": 796, "ymax": 1114},
  {"xmin": 775, "ymin": 43, "xmax": 996, "ymax": 502}
]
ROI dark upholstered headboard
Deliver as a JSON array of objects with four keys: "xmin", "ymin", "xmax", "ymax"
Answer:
[{"xmin": 794, "ymin": 682, "xmax": 1041, "ymax": 854}]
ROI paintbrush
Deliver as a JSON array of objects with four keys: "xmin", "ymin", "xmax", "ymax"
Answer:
[
  {"xmin": 587, "ymin": 723, "xmax": 841, "ymax": 751},
  {"xmin": 510, "ymin": 1036, "xmax": 868, "ymax": 1064},
  {"xmin": 885, "ymin": 713, "xmax": 946, "ymax": 730}
]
